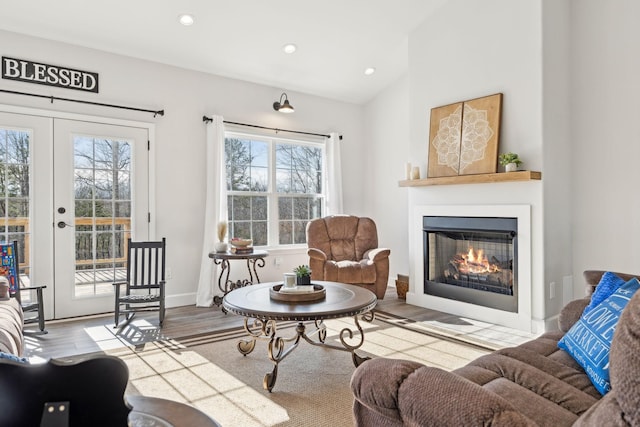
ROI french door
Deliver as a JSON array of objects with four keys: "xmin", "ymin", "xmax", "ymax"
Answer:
[
  {"xmin": 53, "ymin": 119, "xmax": 149, "ymax": 318},
  {"xmin": 0, "ymin": 111, "xmax": 53, "ymax": 319},
  {"xmin": 0, "ymin": 108, "xmax": 151, "ymax": 319}
]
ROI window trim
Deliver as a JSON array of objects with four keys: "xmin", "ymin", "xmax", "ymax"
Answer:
[{"xmin": 224, "ymin": 129, "xmax": 326, "ymax": 248}]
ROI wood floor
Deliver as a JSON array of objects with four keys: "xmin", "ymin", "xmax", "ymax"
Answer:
[
  {"xmin": 25, "ymin": 287, "xmax": 423, "ymax": 360},
  {"xmin": 25, "ymin": 286, "xmax": 536, "ymax": 361}
]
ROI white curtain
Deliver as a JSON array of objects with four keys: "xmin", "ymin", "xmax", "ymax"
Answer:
[
  {"xmin": 324, "ymin": 132, "xmax": 343, "ymax": 215},
  {"xmin": 196, "ymin": 115, "xmax": 227, "ymax": 307}
]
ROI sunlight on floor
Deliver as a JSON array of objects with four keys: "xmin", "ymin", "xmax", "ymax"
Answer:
[
  {"xmin": 25, "ymin": 318, "xmax": 164, "ymax": 363},
  {"xmin": 108, "ymin": 340, "xmax": 290, "ymax": 427},
  {"xmin": 24, "ymin": 314, "xmax": 493, "ymax": 426}
]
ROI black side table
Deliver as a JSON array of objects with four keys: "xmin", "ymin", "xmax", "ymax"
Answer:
[{"xmin": 208, "ymin": 250, "xmax": 269, "ymax": 307}]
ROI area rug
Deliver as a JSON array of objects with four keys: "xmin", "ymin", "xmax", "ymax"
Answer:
[{"xmin": 96, "ymin": 315, "xmax": 490, "ymax": 427}]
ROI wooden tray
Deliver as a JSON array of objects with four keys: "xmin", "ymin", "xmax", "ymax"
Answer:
[{"xmin": 269, "ymin": 284, "xmax": 326, "ymax": 302}]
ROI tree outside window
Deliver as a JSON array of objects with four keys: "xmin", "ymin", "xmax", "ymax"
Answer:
[
  {"xmin": 225, "ymin": 134, "xmax": 324, "ymax": 246},
  {"xmin": 74, "ymin": 137, "xmax": 131, "ymax": 268},
  {"xmin": 0, "ymin": 128, "xmax": 30, "ymax": 256}
]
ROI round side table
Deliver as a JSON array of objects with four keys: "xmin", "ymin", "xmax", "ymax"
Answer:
[{"xmin": 208, "ymin": 249, "xmax": 268, "ymax": 307}]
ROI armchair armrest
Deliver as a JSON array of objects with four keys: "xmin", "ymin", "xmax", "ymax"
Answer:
[
  {"xmin": 363, "ymin": 247, "xmax": 390, "ymax": 262},
  {"xmin": 351, "ymin": 358, "xmax": 535, "ymax": 427},
  {"xmin": 558, "ymin": 297, "xmax": 590, "ymax": 332},
  {"xmin": 351, "ymin": 358, "xmax": 424, "ymax": 424},
  {"xmin": 20, "ymin": 285, "xmax": 47, "ymax": 291},
  {"xmin": 307, "ymin": 248, "xmax": 327, "ymax": 261}
]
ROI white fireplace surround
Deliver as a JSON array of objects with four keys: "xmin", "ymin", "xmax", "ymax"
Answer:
[{"xmin": 408, "ymin": 205, "xmax": 532, "ymax": 332}]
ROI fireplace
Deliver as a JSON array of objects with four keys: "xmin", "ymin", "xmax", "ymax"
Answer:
[
  {"xmin": 423, "ymin": 216, "xmax": 518, "ymax": 312},
  {"xmin": 410, "ymin": 205, "xmax": 532, "ymax": 332}
]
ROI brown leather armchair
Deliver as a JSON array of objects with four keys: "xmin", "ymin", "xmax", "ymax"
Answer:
[{"xmin": 306, "ymin": 215, "xmax": 390, "ymax": 299}]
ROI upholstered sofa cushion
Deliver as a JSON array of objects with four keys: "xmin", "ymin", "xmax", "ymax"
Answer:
[
  {"xmin": 351, "ymin": 270, "xmax": 640, "ymax": 426},
  {"xmin": 308, "ymin": 215, "xmax": 377, "ymax": 262},
  {"xmin": 0, "ymin": 298, "xmax": 24, "ymax": 356},
  {"xmin": 324, "ymin": 260, "xmax": 377, "ymax": 284},
  {"xmin": 573, "ymin": 288, "xmax": 640, "ymax": 426},
  {"xmin": 352, "ymin": 327, "xmax": 603, "ymax": 426},
  {"xmin": 608, "ymin": 287, "xmax": 640, "ymax": 424},
  {"xmin": 558, "ymin": 278, "xmax": 640, "ymax": 395}
]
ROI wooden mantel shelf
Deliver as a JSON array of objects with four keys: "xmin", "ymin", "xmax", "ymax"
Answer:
[{"xmin": 398, "ymin": 170, "xmax": 541, "ymax": 187}]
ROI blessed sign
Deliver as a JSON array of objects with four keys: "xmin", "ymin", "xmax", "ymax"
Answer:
[{"xmin": 1, "ymin": 56, "xmax": 99, "ymax": 93}]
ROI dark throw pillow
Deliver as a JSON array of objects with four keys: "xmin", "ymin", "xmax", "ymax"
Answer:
[{"xmin": 558, "ymin": 277, "xmax": 640, "ymax": 395}]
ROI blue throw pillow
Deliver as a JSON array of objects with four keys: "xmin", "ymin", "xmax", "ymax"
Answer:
[
  {"xmin": 0, "ymin": 351, "xmax": 28, "ymax": 363},
  {"xmin": 583, "ymin": 271, "xmax": 626, "ymax": 314},
  {"xmin": 558, "ymin": 277, "xmax": 640, "ymax": 395}
]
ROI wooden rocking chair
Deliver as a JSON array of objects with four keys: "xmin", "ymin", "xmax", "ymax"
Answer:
[{"xmin": 113, "ymin": 238, "xmax": 166, "ymax": 328}]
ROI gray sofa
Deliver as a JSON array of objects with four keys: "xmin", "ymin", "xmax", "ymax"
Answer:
[
  {"xmin": 0, "ymin": 282, "xmax": 24, "ymax": 357},
  {"xmin": 350, "ymin": 270, "xmax": 640, "ymax": 426}
]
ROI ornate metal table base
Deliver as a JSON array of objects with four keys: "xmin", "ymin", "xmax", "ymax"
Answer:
[
  {"xmin": 209, "ymin": 251, "xmax": 267, "ymax": 309},
  {"xmin": 237, "ymin": 312, "xmax": 375, "ymax": 392}
]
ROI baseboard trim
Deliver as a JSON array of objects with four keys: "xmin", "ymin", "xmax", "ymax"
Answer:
[{"xmin": 166, "ymin": 293, "xmax": 197, "ymax": 308}]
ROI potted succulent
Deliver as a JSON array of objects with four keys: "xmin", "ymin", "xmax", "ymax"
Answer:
[
  {"xmin": 498, "ymin": 152, "xmax": 523, "ymax": 172},
  {"xmin": 294, "ymin": 265, "xmax": 312, "ymax": 285},
  {"xmin": 214, "ymin": 221, "xmax": 228, "ymax": 252}
]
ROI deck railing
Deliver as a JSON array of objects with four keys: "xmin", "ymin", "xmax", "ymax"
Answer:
[
  {"xmin": 5, "ymin": 217, "xmax": 131, "ymax": 271},
  {"xmin": 74, "ymin": 218, "xmax": 131, "ymax": 268}
]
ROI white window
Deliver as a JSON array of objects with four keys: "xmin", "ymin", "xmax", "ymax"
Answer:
[{"xmin": 225, "ymin": 132, "xmax": 324, "ymax": 247}]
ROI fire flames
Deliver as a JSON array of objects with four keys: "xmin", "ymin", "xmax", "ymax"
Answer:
[{"xmin": 452, "ymin": 247, "xmax": 501, "ymax": 275}]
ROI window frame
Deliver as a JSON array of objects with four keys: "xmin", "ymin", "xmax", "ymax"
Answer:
[{"xmin": 224, "ymin": 130, "xmax": 326, "ymax": 249}]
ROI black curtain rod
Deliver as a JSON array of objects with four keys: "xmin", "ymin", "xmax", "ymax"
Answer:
[
  {"xmin": 202, "ymin": 116, "xmax": 342, "ymax": 140},
  {"xmin": 0, "ymin": 89, "xmax": 164, "ymax": 117}
]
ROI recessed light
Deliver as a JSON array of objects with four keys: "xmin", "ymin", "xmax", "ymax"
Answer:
[
  {"xmin": 364, "ymin": 67, "xmax": 376, "ymax": 76},
  {"xmin": 178, "ymin": 14, "xmax": 194, "ymax": 26},
  {"xmin": 283, "ymin": 44, "xmax": 297, "ymax": 54}
]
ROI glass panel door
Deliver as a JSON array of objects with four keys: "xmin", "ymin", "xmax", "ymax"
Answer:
[
  {"xmin": 54, "ymin": 119, "xmax": 149, "ymax": 318},
  {"xmin": 0, "ymin": 111, "xmax": 53, "ymax": 319}
]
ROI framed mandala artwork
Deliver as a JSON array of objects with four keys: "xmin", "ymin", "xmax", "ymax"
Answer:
[{"xmin": 427, "ymin": 93, "xmax": 502, "ymax": 178}]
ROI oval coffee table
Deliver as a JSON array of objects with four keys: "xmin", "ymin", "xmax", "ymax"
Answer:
[{"xmin": 222, "ymin": 281, "xmax": 377, "ymax": 392}]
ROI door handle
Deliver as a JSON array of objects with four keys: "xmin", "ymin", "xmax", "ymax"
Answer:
[{"xmin": 57, "ymin": 221, "xmax": 74, "ymax": 229}]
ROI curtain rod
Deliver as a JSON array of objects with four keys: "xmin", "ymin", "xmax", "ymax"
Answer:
[
  {"xmin": 0, "ymin": 89, "xmax": 164, "ymax": 117},
  {"xmin": 202, "ymin": 116, "xmax": 342, "ymax": 140}
]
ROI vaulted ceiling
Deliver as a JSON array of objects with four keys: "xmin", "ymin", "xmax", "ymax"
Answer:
[{"xmin": 0, "ymin": 0, "xmax": 447, "ymax": 104}]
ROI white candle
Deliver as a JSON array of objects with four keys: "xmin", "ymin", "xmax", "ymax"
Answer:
[{"xmin": 405, "ymin": 162, "xmax": 412, "ymax": 180}]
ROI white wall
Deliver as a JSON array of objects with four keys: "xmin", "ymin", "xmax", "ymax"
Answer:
[
  {"xmin": 408, "ymin": 0, "xmax": 547, "ymax": 330},
  {"xmin": 541, "ymin": 0, "xmax": 573, "ymax": 311},
  {"xmin": 365, "ymin": 0, "xmax": 575, "ymax": 331},
  {"xmin": 0, "ymin": 30, "xmax": 365, "ymax": 311},
  {"xmin": 363, "ymin": 75, "xmax": 410, "ymax": 283},
  {"xmin": 570, "ymin": 0, "xmax": 640, "ymax": 290},
  {"xmin": 366, "ymin": 0, "xmax": 640, "ymax": 329}
]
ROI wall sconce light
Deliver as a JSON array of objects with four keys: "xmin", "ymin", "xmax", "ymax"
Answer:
[{"xmin": 273, "ymin": 93, "xmax": 295, "ymax": 113}]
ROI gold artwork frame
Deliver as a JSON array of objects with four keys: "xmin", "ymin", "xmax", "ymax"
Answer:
[{"xmin": 427, "ymin": 93, "xmax": 502, "ymax": 178}]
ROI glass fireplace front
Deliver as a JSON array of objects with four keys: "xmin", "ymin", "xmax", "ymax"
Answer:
[{"xmin": 423, "ymin": 216, "xmax": 518, "ymax": 313}]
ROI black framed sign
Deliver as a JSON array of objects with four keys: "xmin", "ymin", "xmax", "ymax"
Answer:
[{"xmin": 1, "ymin": 56, "xmax": 99, "ymax": 93}]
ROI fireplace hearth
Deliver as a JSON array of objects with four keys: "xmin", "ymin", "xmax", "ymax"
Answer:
[{"xmin": 423, "ymin": 216, "xmax": 518, "ymax": 312}]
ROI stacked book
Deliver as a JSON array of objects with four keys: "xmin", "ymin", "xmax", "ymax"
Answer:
[{"xmin": 230, "ymin": 246, "xmax": 253, "ymax": 254}]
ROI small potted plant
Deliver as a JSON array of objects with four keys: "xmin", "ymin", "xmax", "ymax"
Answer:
[
  {"xmin": 214, "ymin": 221, "xmax": 228, "ymax": 252},
  {"xmin": 294, "ymin": 265, "xmax": 312, "ymax": 285},
  {"xmin": 498, "ymin": 152, "xmax": 523, "ymax": 172}
]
